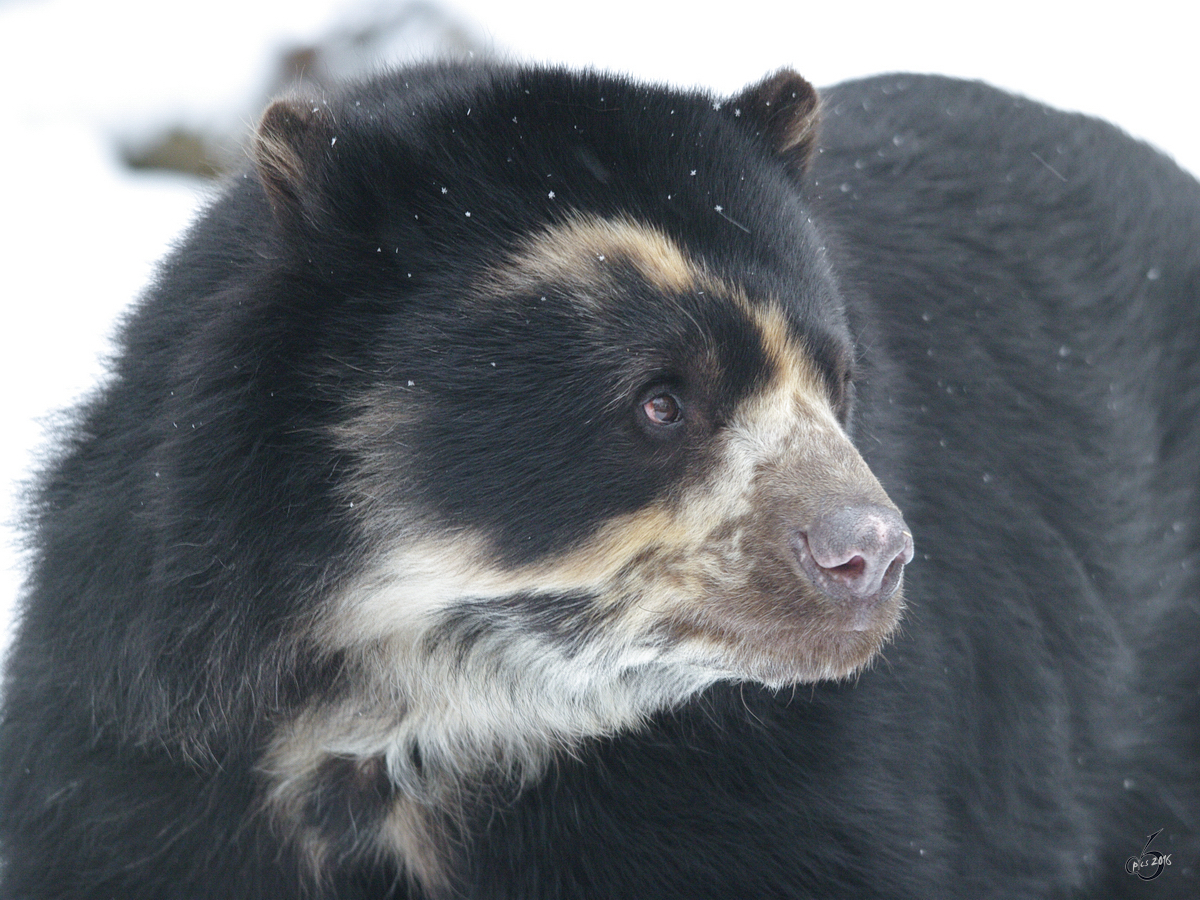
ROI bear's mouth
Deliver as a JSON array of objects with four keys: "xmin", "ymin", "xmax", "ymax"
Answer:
[{"xmin": 660, "ymin": 573, "xmax": 907, "ymax": 686}]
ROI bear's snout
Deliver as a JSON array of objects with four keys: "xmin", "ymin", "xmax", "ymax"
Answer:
[{"xmin": 793, "ymin": 505, "xmax": 914, "ymax": 610}]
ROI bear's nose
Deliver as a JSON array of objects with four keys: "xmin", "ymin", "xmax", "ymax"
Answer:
[{"xmin": 793, "ymin": 505, "xmax": 914, "ymax": 606}]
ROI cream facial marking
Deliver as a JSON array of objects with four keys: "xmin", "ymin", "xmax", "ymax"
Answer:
[{"xmin": 488, "ymin": 213, "xmax": 697, "ymax": 296}]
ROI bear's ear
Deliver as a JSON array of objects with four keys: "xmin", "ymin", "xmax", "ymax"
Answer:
[
  {"xmin": 727, "ymin": 69, "xmax": 820, "ymax": 176},
  {"xmin": 252, "ymin": 96, "xmax": 335, "ymax": 225}
]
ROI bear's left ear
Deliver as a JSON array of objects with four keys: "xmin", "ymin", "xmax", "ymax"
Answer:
[
  {"xmin": 727, "ymin": 69, "xmax": 820, "ymax": 176},
  {"xmin": 252, "ymin": 95, "xmax": 336, "ymax": 227}
]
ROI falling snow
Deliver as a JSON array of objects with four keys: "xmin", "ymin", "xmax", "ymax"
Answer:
[{"xmin": 714, "ymin": 206, "xmax": 750, "ymax": 234}]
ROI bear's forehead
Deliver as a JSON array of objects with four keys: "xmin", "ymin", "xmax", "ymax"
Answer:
[{"xmin": 337, "ymin": 67, "xmax": 821, "ymax": 282}]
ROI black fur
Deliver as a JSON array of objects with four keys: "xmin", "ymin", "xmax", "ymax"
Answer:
[{"xmin": 1, "ymin": 63, "xmax": 1198, "ymax": 898}]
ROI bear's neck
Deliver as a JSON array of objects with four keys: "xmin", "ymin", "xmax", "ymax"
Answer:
[{"xmin": 261, "ymin": 636, "xmax": 720, "ymax": 892}]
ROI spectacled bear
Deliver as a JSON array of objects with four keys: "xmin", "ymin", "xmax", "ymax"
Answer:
[{"xmin": 1, "ymin": 62, "xmax": 1198, "ymax": 899}]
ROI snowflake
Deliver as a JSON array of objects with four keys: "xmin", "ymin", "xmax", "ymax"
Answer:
[
  {"xmin": 714, "ymin": 205, "xmax": 723, "ymax": 212},
  {"xmin": 441, "ymin": 187, "xmax": 448, "ymax": 194},
  {"xmin": 548, "ymin": 191, "xmax": 556, "ymax": 199}
]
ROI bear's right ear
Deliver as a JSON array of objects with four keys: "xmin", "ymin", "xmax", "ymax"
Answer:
[
  {"xmin": 727, "ymin": 69, "xmax": 821, "ymax": 176},
  {"xmin": 252, "ymin": 97, "xmax": 335, "ymax": 226}
]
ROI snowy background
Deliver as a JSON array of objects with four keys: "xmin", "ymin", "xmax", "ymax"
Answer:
[{"xmin": 2, "ymin": 0, "xmax": 1199, "ymax": 660}]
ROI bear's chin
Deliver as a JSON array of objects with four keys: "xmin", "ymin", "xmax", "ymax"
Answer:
[{"xmin": 674, "ymin": 594, "xmax": 905, "ymax": 688}]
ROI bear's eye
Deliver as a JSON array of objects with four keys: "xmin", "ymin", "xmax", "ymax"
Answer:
[{"xmin": 642, "ymin": 392, "xmax": 683, "ymax": 427}]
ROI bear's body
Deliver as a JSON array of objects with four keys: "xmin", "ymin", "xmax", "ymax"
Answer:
[{"xmin": 1, "ymin": 65, "xmax": 1197, "ymax": 898}]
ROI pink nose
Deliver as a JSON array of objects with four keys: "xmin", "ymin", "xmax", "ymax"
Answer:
[{"xmin": 793, "ymin": 505, "xmax": 914, "ymax": 606}]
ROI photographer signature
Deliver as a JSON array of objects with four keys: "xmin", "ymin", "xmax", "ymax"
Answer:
[{"xmin": 1125, "ymin": 829, "xmax": 1172, "ymax": 881}]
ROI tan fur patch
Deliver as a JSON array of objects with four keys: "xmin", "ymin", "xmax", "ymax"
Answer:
[
  {"xmin": 753, "ymin": 304, "xmax": 835, "ymax": 412},
  {"xmin": 261, "ymin": 702, "xmax": 459, "ymax": 893},
  {"xmin": 488, "ymin": 214, "xmax": 696, "ymax": 296},
  {"xmin": 378, "ymin": 797, "xmax": 455, "ymax": 894}
]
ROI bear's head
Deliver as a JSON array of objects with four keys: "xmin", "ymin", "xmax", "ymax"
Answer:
[{"xmin": 250, "ymin": 65, "xmax": 912, "ymax": 885}]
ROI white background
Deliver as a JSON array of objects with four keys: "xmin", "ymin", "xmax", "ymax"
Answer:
[{"xmin": 2, "ymin": 0, "xmax": 1198, "ymax": 657}]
